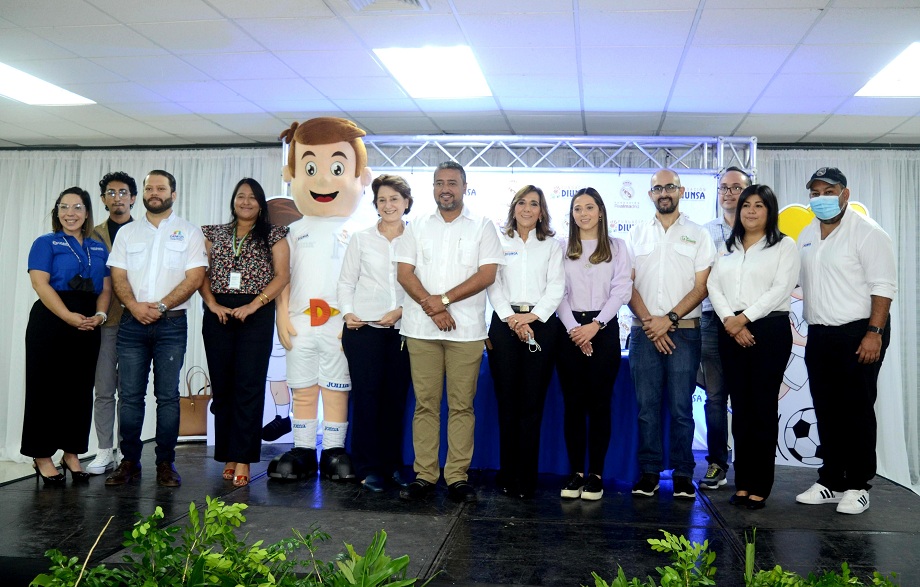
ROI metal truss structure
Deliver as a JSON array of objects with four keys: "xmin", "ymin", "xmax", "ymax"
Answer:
[{"xmin": 361, "ymin": 135, "xmax": 757, "ymax": 175}]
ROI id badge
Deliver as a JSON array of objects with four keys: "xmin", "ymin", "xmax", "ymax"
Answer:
[{"xmin": 228, "ymin": 271, "xmax": 242, "ymax": 290}]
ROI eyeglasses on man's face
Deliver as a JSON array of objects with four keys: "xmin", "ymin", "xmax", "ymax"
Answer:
[
  {"xmin": 105, "ymin": 189, "xmax": 131, "ymax": 199},
  {"xmin": 57, "ymin": 203, "xmax": 86, "ymax": 212},
  {"xmin": 718, "ymin": 185, "xmax": 744, "ymax": 195},
  {"xmin": 650, "ymin": 184, "xmax": 680, "ymax": 194}
]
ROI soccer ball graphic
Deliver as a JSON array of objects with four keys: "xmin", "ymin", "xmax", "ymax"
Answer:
[{"xmin": 783, "ymin": 408, "xmax": 823, "ymax": 466}]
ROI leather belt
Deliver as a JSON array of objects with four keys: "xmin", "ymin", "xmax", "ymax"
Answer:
[
  {"xmin": 633, "ymin": 317, "xmax": 700, "ymax": 329},
  {"xmin": 164, "ymin": 309, "xmax": 186, "ymax": 318},
  {"xmin": 510, "ymin": 304, "xmax": 534, "ymax": 313}
]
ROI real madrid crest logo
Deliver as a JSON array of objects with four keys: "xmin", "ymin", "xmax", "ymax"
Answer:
[{"xmin": 620, "ymin": 182, "xmax": 634, "ymax": 200}]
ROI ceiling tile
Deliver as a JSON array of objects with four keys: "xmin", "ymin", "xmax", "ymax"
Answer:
[
  {"xmin": 1, "ymin": 1, "xmax": 115, "ymax": 27},
  {"xmin": 222, "ymin": 78, "xmax": 326, "ymax": 102},
  {"xmin": 579, "ymin": 0, "xmax": 699, "ymax": 9},
  {"xmin": 415, "ymin": 98, "xmax": 500, "ymax": 113},
  {"xmin": 584, "ymin": 113, "xmax": 663, "ymax": 135},
  {"xmin": 5, "ymin": 58, "xmax": 125, "ymax": 86},
  {"xmin": 452, "ymin": 0, "xmax": 575, "ymax": 13},
  {"xmin": 781, "ymin": 43, "xmax": 906, "ymax": 75},
  {"xmin": 90, "ymin": 55, "xmax": 211, "ymax": 82},
  {"xmin": 248, "ymin": 99, "xmax": 343, "ymax": 115},
  {"xmin": 345, "ymin": 14, "xmax": 465, "ymax": 47},
  {"xmin": 204, "ymin": 0, "xmax": 335, "ymax": 19},
  {"xmin": 506, "ymin": 113, "xmax": 585, "ymax": 134},
  {"xmin": 734, "ymin": 113, "xmax": 829, "ymax": 140},
  {"xmin": 488, "ymin": 75, "xmax": 579, "ymax": 98},
  {"xmin": 0, "ymin": 28, "xmax": 77, "ymax": 60},
  {"xmin": 275, "ymin": 51, "xmax": 387, "ymax": 78},
  {"xmin": 583, "ymin": 74, "xmax": 673, "ymax": 98},
  {"xmin": 88, "ymin": 0, "xmax": 225, "ymax": 23},
  {"xmin": 332, "ymin": 99, "xmax": 421, "ymax": 112},
  {"xmin": 176, "ymin": 101, "xmax": 265, "ymax": 115},
  {"xmin": 197, "ymin": 112, "xmax": 285, "ymax": 134},
  {"xmin": 352, "ymin": 115, "xmax": 441, "ymax": 135},
  {"xmin": 500, "ymin": 97, "xmax": 582, "ymax": 111},
  {"xmin": 141, "ymin": 81, "xmax": 242, "ymax": 102},
  {"xmin": 806, "ymin": 8, "xmax": 920, "ymax": 45},
  {"xmin": 28, "ymin": 25, "xmax": 168, "ymax": 58},
  {"xmin": 462, "ymin": 13, "xmax": 575, "ymax": 48},
  {"xmin": 103, "ymin": 101, "xmax": 194, "ymax": 117},
  {"xmin": 427, "ymin": 113, "xmax": 512, "ymax": 133},
  {"xmin": 579, "ymin": 11, "xmax": 695, "ymax": 47},
  {"xmin": 659, "ymin": 113, "xmax": 747, "ymax": 136},
  {"xmin": 804, "ymin": 115, "xmax": 908, "ymax": 140},
  {"xmin": 308, "ymin": 77, "xmax": 407, "ymax": 100},
  {"xmin": 750, "ymin": 96, "xmax": 845, "ymax": 115},
  {"xmin": 761, "ymin": 73, "xmax": 868, "ymax": 99},
  {"xmin": 182, "ymin": 52, "xmax": 298, "ymax": 80},
  {"xmin": 694, "ymin": 8, "xmax": 820, "ymax": 45},
  {"xmin": 835, "ymin": 98, "xmax": 920, "ymax": 116},
  {"xmin": 581, "ymin": 46, "xmax": 683, "ymax": 77},
  {"xmin": 671, "ymin": 73, "xmax": 771, "ymax": 99},
  {"xmin": 476, "ymin": 47, "xmax": 577, "ymax": 76},
  {"xmin": 129, "ymin": 20, "xmax": 264, "ymax": 54},
  {"xmin": 235, "ymin": 18, "xmax": 358, "ymax": 51},
  {"xmin": 682, "ymin": 45, "xmax": 794, "ymax": 75}
]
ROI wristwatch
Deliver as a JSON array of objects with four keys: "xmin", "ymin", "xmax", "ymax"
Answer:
[
  {"xmin": 441, "ymin": 294, "xmax": 451, "ymax": 308},
  {"xmin": 157, "ymin": 302, "xmax": 168, "ymax": 314},
  {"xmin": 593, "ymin": 319, "xmax": 607, "ymax": 330},
  {"xmin": 667, "ymin": 311, "xmax": 680, "ymax": 325},
  {"xmin": 866, "ymin": 325, "xmax": 884, "ymax": 335}
]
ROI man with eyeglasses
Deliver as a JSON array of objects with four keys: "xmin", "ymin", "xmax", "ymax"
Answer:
[
  {"xmin": 105, "ymin": 170, "xmax": 207, "ymax": 487},
  {"xmin": 696, "ymin": 167, "xmax": 751, "ymax": 491},
  {"xmin": 627, "ymin": 169, "xmax": 715, "ymax": 499},
  {"xmin": 396, "ymin": 161, "xmax": 504, "ymax": 503},
  {"xmin": 794, "ymin": 167, "xmax": 896, "ymax": 515},
  {"xmin": 85, "ymin": 172, "xmax": 138, "ymax": 475}
]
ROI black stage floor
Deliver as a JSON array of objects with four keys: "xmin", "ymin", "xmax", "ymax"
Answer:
[{"xmin": 2, "ymin": 442, "xmax": 917, "ymax": 586}]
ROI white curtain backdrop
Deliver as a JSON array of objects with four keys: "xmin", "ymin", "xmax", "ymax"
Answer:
[
  {"xmin": 1, "ymin": 145, "xmax": 916, "ymax": 498},
  {"xmin": 759, "ymin": 149, "xmax": 919, "ymax": 496},
  {"xmin": 0, "ymin": 147, "xmax": 278, "ymax": 462}
]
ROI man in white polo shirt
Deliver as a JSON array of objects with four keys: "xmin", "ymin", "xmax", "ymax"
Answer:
[
  {"xmin": 794, "ymin": 166, "xmax": 896, "ymax": 515},
  {"xmin": 396, "ymin": 161, "xmax": 504, "ymax": 503},
  {"xmin": 628, "ymin": 168, "xmax": 715, "ymax": 500},
  {"xmin": 105, "ymin": 170, "xmax": 207, "ymax": 487}
]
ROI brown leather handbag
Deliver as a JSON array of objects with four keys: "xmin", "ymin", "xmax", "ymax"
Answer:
[{"xmin": 179, "ymin": 366, "xmax": 211, "ymax": 437}]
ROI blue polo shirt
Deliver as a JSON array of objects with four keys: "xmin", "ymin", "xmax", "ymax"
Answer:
[{"xmin": 28, "ymin": 232, "xmax": 110, "ymax": 294}]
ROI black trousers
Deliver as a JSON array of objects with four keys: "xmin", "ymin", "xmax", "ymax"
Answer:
[
  {"xmin": 718, "ymin": 313, "xmax": 791, "ymax": 498},
  {"xmin": 555, "ymin": 310, "xmax": 621, "ymax": 476},
  {"xmin": 22, "ymin": 292, "xmax": 100, "ymax": 458},
  {"xmin": 487, "ymin": 311, "xmax": 560, "ymax": 493},
  {"xmin": 342, "ymin": 325, "xmax": 411, "ymax": 479},
  {"xmin": 805, "ymin": 317, "xmax": 890, "ymax": 491},
  {"xmin": 202, "ymin": 294, "xmax": 274, "ymax": 464}
]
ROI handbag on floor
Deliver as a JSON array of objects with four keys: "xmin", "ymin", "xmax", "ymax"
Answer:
[{"xmin": 179, "ymin": 365, "xmax": 212, "ymax": 436}]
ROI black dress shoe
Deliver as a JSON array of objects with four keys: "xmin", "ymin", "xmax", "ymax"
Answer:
[
  {"xmin": 105, "ymin": 460, "xmax": 142, "ymax": 486},
  {"xmin": 156, "ymin": 462, "xmax": 181, "ymax": 487},
  {"xmin": 746, "ymin": 497, "xmax": 767, "ymax": 510},
  {"xmin": 447, "ymin": 480, "xmax": 478, "ymax": 503},
  {"xmin": 729, "ymin": 493, "xmax": 749, "ymax": 506},
  {"xmin": 400, "ymin": 478, "xmax": 436, "ymax": 501}
]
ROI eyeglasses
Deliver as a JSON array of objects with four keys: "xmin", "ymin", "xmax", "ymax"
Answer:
[
  {"xmin": 57, "ymin": 203, "xmax": 86, "ymax": 212},
  {"xmin": 718, "ymin": 185, "xmax": 744, "ymax": 195},
  {"xmin": 650, "ymin": 184, "xmax": 680, "ymax": 194},
  {"xmin": 105, "ymin": 189, "xmax": 131, "ymax": 199}
]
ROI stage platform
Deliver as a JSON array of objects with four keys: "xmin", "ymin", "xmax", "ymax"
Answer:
[{"xmin": 1, "ymin": 442, "xmax": 917, "ymax": 586}]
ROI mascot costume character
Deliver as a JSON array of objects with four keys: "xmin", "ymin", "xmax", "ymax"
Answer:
[{"xmin": 268, "ymin": 117, "xmax": 372, "ymax": 481}]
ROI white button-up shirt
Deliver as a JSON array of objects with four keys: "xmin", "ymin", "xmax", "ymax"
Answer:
[
  {"xmin": 708, "ymin": 235, "xmax": 800, "ymax": 322},
  {"xmin": 627, "ymin": 213, "xmax": 716, "ymax": 319},
  {"xmin": 337, "ymin": 222, "xmax": 406, "ymax": 329},
  {"xmin": 798, "ymin": 209, "xmax": 897, "ymax": 326},
  {"xmin": 396, "ymin": 205, "xmax": 505, "ymax": 341},
  {"xmin": 701, "ymin": 215, "xmax": 732, "ymax": 313},
  {"xmin": 486, "ymin": 230, "xmax": 565, "ymax": 323},
  {"xmin": 107, "ymin": 212, "xmax": 208, "ymax": 311}
]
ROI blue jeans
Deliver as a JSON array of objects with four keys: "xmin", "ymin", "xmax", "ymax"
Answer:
[
  {"xmin": 629, "ymin": 326, "xmax": 701, "ymax": 478},
  {"xmin": 117, "ymin": 313, "xmax": 188, "ymax": 464},
  {"xmin": 699, "ymin": 311, "xmax": 728, "ymax": 469}
]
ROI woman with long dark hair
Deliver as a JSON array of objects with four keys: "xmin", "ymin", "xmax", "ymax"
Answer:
[
  {"xmin": 555, "ymin": 187, "xmax": 632, "ymax": 501},
  {"xmin": 485, "ymin": 185, "xmax": 564, "ymax": 498},
  {"xmin": 200, "ymin": 178, "xmax": 290, "ymax": 486},
  {"xmin": 707, "ymin": 184, "xmax": 799, "ymax": 509},
  {"xmin": 24, "ymin": 187, "xmax": 112, "ymax": 484}
]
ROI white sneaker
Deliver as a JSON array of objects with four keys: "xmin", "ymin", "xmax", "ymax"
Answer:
[
  {"xmin": 86, "ymin": 448, "xmax": 116, "ymax": 475},
  {"xmin": 796, "ymin": 482, "xmax": 842, "ymax": 504},
  {"xmin": 836, "ymin": 489, "xmax": 870, "ymax": 515}
]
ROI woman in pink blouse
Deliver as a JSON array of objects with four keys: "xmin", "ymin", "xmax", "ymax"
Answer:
[
  {"xmin": 200, "ymin": 178, "xmax": 290, "ymax": 487},
  {"xmin": 555, "ymin": 187, "xmax": 633, "ymax": 501}
]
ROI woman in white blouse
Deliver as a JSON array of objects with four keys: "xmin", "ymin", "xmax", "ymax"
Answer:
[
  {"xmin": 338, "ymin": 174, "xmax": 413, "ymax": 492},
  {"xmin": 486, "ymin": 185, "xmax": 565, "ymax": 499},
  {"xmin": 707, "ymin": 184, "xmax": 800, "ymax": 510}
]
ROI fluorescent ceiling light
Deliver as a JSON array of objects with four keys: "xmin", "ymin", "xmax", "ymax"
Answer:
[
  {"xmin": 373, "ymin": 46, "xmax": 491, "ymax": 99},
  {"xmin": 855, "ymin": 42, "xmax": 920, "ymax": 97},
  {"xmin": 0, "ymin": 62, "xmax": 95, "ymax": 105}
]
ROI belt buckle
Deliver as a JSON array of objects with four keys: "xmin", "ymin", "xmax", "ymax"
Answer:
[{"xmin": 518, "ymin": 304, "xmax": 530, "ymax": 312}]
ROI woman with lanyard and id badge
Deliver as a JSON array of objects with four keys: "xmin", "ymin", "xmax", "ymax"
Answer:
[
  {"xmin": 24, "ymin": 187, "xmax": 112, "ymax": 485},
  {"xmin": 200, "ymin": 178, "xmax": 290, "ymax": 487},
  {"xmin": 485, "ymin": 185, "xmax": 565, "ymax": 499}
]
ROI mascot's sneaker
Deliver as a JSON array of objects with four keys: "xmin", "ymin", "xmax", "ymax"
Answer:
[
  {"xmin": 319, "ymin": 447, "xmax": 355, "ymax": 481},
  {"xmin": 268, "ymin": 447, "xmax": 317, "ymax": 481},
  {"xmin": 795, "ymin": 482, "xmax": 843, "ymax": 504},
  {"xmin": 836, "ymin": 489, "xmax": 870, "ymax": 515}
]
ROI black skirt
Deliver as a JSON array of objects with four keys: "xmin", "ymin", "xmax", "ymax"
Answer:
[{"xmin": 21, "ymin": 290, "xmax": 101, "ymax": 458}]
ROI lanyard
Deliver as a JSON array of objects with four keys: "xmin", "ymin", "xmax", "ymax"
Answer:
[
  {"xmin": 232, "ymin": 226, "xmax": 249, "ymax": 258},
  {"xmin": 60, "ymin": 233, "xmax": 91, "ymax": 276}
]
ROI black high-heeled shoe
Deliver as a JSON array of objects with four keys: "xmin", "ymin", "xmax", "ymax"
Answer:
[
  {"xmin": 60, "ymin": 459, "xmax": 90, "ymax": 483},
  {"xmin": 33, "ymin": 459, "xmax": 65, "ymax": 486}
]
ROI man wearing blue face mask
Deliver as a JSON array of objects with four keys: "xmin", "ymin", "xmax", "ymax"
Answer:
[{"xmin": 794, "ymin": 167, "xmax": 897, "ymax": 515}]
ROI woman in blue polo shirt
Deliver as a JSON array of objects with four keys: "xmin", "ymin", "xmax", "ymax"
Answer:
[{"xmin": 24, "ymin": 187, "xmax": 112, "ymax": 485}]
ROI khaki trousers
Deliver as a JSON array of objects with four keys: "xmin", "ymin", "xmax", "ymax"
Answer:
[{"xmin": 406, "ymin": 338, "xmax": 484, "ymax": 485}]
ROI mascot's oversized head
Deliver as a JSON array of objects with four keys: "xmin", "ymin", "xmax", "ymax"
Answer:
[{"xmin": 280, "ymin": 117, "xmax": 372, "ymax": 218}]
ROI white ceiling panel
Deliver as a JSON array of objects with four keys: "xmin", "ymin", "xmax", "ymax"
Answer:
[
  {"xmin": 0, "ymin": 1, "xmax": 916, "ymax": 147},
  {"xmin": 27, "ymin": 25, "xmax": 168, "ymax": 58}
]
